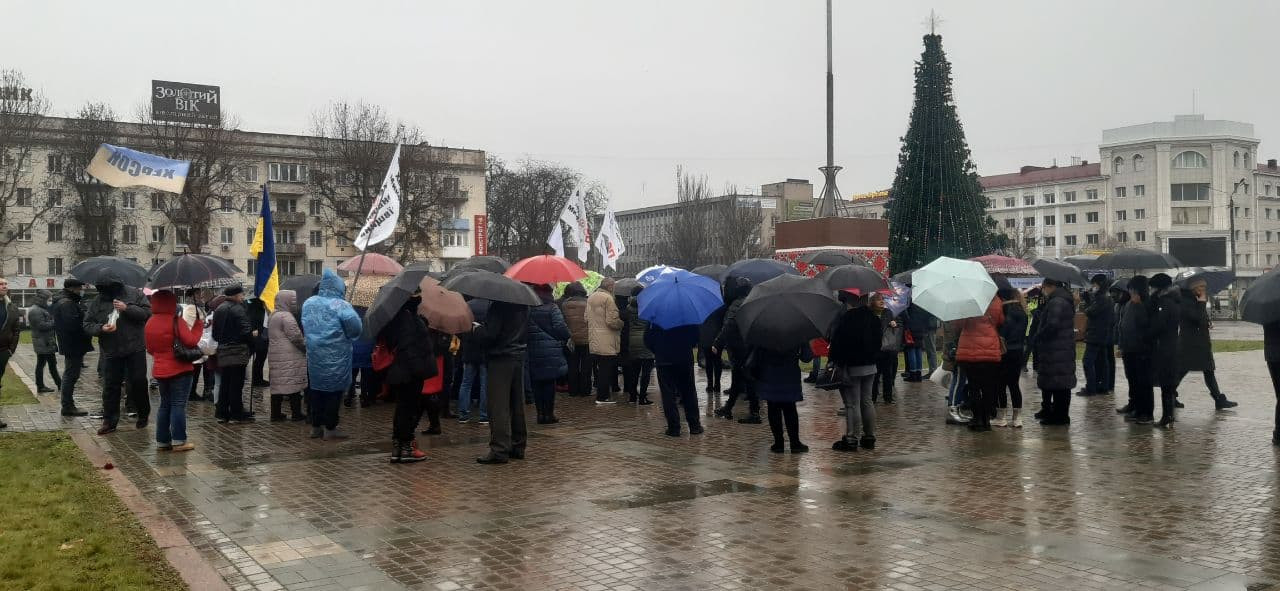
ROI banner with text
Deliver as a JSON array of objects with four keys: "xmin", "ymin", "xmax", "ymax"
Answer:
[
  {"xmin": 354, "ymin": 143, "xmax": 401, "ymax": 251},
  {"xmin": 86, "ymin": 144, "xmax": 190, "ymax": 194}
]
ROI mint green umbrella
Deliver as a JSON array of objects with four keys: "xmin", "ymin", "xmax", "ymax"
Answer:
[{"xmin": 553, "ymin": 270, "xmax": 603, "ymax": 299}]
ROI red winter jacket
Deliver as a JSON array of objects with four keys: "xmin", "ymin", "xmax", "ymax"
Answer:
[
  {"xmin": 955, "ymin": 296, "xmax": 1005, "ymax": 363},
  {"xmin": 144, "ymin": 290, "xmax": 204, "ymax": 380}
]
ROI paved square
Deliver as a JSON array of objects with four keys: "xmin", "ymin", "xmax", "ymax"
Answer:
[{"xmin": 5, "ymin": 344, "xmax": 1280, "ymax": 590}]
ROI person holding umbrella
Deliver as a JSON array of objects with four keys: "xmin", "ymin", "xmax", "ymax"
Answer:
[
  {"xmin": 1035, "ymin": 278, "xmax": 1077, "ymax": 426},
  {"xmin": 755, "ymin": 343, "xmax": 813, "ymax": 453},
  {"xmin": 1148, "ymin": 273, "xmax": 1182, "ymax": 428},
  {"xmin": 828, "ymin": 290, "xmax": 881, "ymax": 451},
  {"xmin": 143, "ymin": 289, "xmax": 203, "ymax": 452},
  {"xmin": 302, "ymin": 270, "xmax": 363, "ymax": 440},
  {"xmin": 525, "ymin": 284, "xmax": 571, "ymax": 424},
  {"xmin": 713, "ymin": 277, "xmax": 761, "ymax": 423},
  {"xmin": 1116, "ymin": 276, "xmax": 1154, "ymax": 423},
  {"xmin": 645, "ymin": 322, "xmax": 703, "ymax": 436},
  {"xmin": 953, "ymin": 295, "xmax": 1004, "ymax": 432},
  {"xmin": 378, "ymin": 288, "xmax": 435, "ymax": 463},
  {"xmin": 1078, "ymin": 274, "xmax": 1115, "ymax": 397},
  {"xmin": 267, "ymin": 290, "xmax": 308, "ymax": 422},
  {"xmin": 699, "ymin": 306, "xmax": 726, "ymax": 395},
  {"xmin": 1175, "ymin": 278, "xmax": 1238, "ymax": 411},
  {"xmin": 83, "ymin": 270, "xmax": 152, "ymax": 435},
  {"xmin": 473, "ymin": 298, "xmax": 531, "ymax": 464},
  {"xmin": 623, "ymin": 285, "xmax": 655, "ymax": 405}
]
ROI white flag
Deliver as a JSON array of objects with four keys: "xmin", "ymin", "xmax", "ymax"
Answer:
[
  {"xmin": 86, "ymin": 144, "xmax": 190, "ymax": 194},
  {"xmin": 561, "ymin": 193, "xmax": 592, "ymax": 262},
  {"xmin": 594, "ymin": 209, "xmax": 626, "ymax": 270},
  {"xmin": 354, "ymin": 143, "xmax": 401, "ymax": 251},
  {"xmin": 547, "ymin": 220, "xmax": 565, "ymax": 257}
]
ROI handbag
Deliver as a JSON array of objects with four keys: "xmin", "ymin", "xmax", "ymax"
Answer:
[
  {"xmin": 172, "ymin": 316, "xmax": 203, "ymax": 362},
  {"xmin": 814, "ymin": 365, "xmax": 844, "ymax": 391}
]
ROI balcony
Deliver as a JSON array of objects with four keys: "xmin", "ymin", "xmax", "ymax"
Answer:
[
  {"xmin": 443, "ymin": 189, "xmax": 469, "ymax": 202},
  {"xmin": 273, "ymin": 211, "xmax": 307, "ymax": 225},
  {"xmin": 276, "ymin": 243, "xmax": 307, "ymax": 255},
  {"xmin": 439, "ymin": 218, "xmax": 470, "ymax": 231},
  {"xmin": 73, "ymin": 240, "xmax": 116, "ymax": 257}
]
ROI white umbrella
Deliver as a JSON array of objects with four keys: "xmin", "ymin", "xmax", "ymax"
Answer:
[{"xmin": 911, "ymin": 257, "xmax": 997, "ymax": 321}]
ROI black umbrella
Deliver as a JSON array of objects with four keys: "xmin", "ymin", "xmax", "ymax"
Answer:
[
  {"xmin": 1175, "ymin": 267, "xmax": 1235, "ymax": 295},
  {"xmin": 1108, "ymin": 276, "xmax": 1131, "ymax": 293},
  {"xmin": 724, "ymin": 258, "xmax": 800, "ymax": 287},
  {"xmin": 993, "ymin": 276, "xmax": 1014, "ymax": 292},
  {"xmin": 799, "ymin": 250, "xmax": 870, "ymax": 267},
  {"xmin": 71, "ymin": 256, "xmax": 148, "ymax": 288},
  {"xmin": 816, "ymin": 265, "xmax": 889, "ymax": 293},
  {"xmin": 442, "ymin": 269, "xmax": 540, "ymax": 306},
  {"xmin": 737, "ymin": 275, "xmax": 843, "ymax": 352},
  {"xmin": 148, "ymin": 254, "xmax": 242, "ymax": 290},
  {"xmin": 361, "ymin": 268, "xmax": 440, "ymax": 339},
  {"xmin": 890, "ymin": 269, "xmax": 915, "ymax": 285},
  {"xmin": 441, "ymin": 265, "xmax": 485, "ymax": 282},
  {"xmin": 282, "ymin": 274, "xmax": 321, "ymax": 307},
  {"xmin": 1063, "ymin": 254, "xmax": 1099, "ymax": 270},
  {"xmin": 1032, "ymin": 258, "xmax": 1086, "ymax": 287},
  {"xmin": 613, "ymin": 277, "xmax": 641, "ymax": 296},
  {"xmin": 454, "ymin": 255, "xmax": 511, "ymax": 274},
  {"xmin": 1242, "ymin": 267, "xmax": 1280, "ymax": 324},
  {"xmin": 691, "ymin": 264, "xmax": 729, "ymax": 282},
  {"xmin": 1093, "ymin": 248, "xmax": 1182, "ymax": 270}
]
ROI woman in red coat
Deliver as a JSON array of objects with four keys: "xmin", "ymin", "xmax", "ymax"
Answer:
[
  {"xmin": 144, "ymin": 290, "xmax": 203, "ymax": 451},
  {"xmin": 954, "ymin": 296, "xmax": 1004, "ymax": 432}
]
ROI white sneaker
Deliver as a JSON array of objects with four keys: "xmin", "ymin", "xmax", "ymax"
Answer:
[
  {"xmin": 990, "ymin": 409, "xmax": 1008, "ymax": 428},
  {"xmin": 1010, "ymin": 409, "xmax": 1023, "ymax": 428}
]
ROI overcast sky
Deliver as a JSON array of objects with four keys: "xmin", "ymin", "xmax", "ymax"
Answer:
[{"xmin": 6, "ymin": 0, "xmax": 1279, "ymax": 209}]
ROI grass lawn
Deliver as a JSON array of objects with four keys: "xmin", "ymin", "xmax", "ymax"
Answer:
[
  {"xmin": 0, "ymin": 432, "xmax": 187, "ymax": 590},
  {"xmin": 1, "ymin": 367, "xmax": 37, "ymax": 405},
  {"xmin": 19, "ymin": 331, "xmax": 31, "ymax": 344}
]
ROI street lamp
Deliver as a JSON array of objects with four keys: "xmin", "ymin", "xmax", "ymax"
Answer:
[{"xmin": 1230, "ymin": 177, "xmax": 1247, "ymax": 316}]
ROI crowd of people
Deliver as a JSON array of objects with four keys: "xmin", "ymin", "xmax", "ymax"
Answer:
[{"xmin": 0, "ymin": 263, "xmax": 1278, "ymax": 456}]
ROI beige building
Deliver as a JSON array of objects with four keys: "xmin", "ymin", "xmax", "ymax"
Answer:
[{"xmin": 0, "ymin": 117, "xmax": 485, "ymax": 303}]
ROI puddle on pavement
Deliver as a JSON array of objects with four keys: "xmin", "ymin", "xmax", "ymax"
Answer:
[{"xmin": 590, "ymin": 478, "xmax": 766, "ymax": 510}]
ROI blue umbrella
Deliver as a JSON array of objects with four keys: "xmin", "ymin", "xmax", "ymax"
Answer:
[
  {"xmin": 724, "ymin": 258, "xmax": 801, "ymax": 286},
  {"xmin": 636, "ymin": 264, "xmax": 679, "ymax": 286},
  {"xmin": 636, "ymin": 270, "xmax": 723, "ymax": 329}
]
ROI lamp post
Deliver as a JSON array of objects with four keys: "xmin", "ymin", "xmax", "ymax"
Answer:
[
  {"xmin": 1230, "ymin": 177, "xmax": 1247, "ymax": 317},
  {"xmin": 813, "ymin": 0, "xmax": 846, "ymax": 218}
]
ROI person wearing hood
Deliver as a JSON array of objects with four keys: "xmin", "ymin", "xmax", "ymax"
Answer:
[
  {"xmin": 83, "ymin": 270, "xmax": 152, "ymax": 435},
  {"xmin": 379, "ymin": 289, "xmax": 434, "ymax": 463},
  {"xmin": 559, "ymin": 282, "xmax": 592, "ymax": 397},
  {"xmin": 302, "ymin": 269, "xmax": 362, "ymax": 440},
  {"xmin": 1108, "ymin": 282, "xmax": 1131, "ymax": 398},
  {"xmin": 52, "ymin": 278, "xmax": 91, "ymax": 417},
  {"xmin": 1148, "ymin": 273, "xmax": 1182, "ymax": 428},
  {"xmin": 526, "ymin": 284, "xmax": 570, "ymax": 424},
  {"xmin": 144, "ymin": 289, "xmax": 203, "ymax": 452},
  {"xmin": 26, "ymin": 289, "xmax": 61, "ymax": 393},
  {"xmin": 1116, "ymin": 276, "xmax": 1154, "ymax": 423},
  {"xmin": 1079, "ymin": 274, "xmax": 1115, "ymax": 397},
  {"xmin": 1175, "ymin": 278, "xmax": 1238, "ymax": 411},
  {"xmin": 473, "ymin": 298, "xmax": 531, "ymax": 464},
  {"xmin": 212, "ymin": 285, "xmax": 254, "ymax": 424},
  {"xmin": 713, "ymin": 277, "xmax": 761, "ymax": 424},
  {"xmin": 622, "ymin": 285, "xmax": 655, "ymax": 405},
  {"xmin": 1035, "ymin": 278, "xmax": 1077, "ymax": 426},
  {"xmin": 267, "ymin": 290, "xmax": 308, "ymax": 422},
  {"xmin": 586, "ymin": 277, "xmax": 624, "ymax": 404}
]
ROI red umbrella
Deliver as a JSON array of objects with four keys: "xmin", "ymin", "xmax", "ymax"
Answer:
[
  {"xmin": 338, "ymin": 253, "xmax": 403, "ymax": 276},
  {"xmin": 971, "ymin": 254, "xmax": 1037, "ymax": 276},
  {"xmin": 504, "ymin": 255, "xmax": 587, "ymax": 285}
]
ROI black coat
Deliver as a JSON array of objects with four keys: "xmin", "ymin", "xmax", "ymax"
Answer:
[
  {"xmin": 903, "ymin": 304, "xmax": 935, "ymax": 340},
  {"xmin": 52, "ymin": 289, "xmax": 93, "ymax": 357},
  {"xmin": 713, "ymin": 297, "xmax": 748, "ymax": 356},
  {"xmin": 827, "ymin": 307, "xmax": 881, "ymax": 368},
  {"xmin": 998, "ymin": 301, "xmax": 1028, "ymax": 352},
  {"xmin": 1117, "ymin": 300, "xmax": 1152, "ymax": 354},
  {"xmin": 380, "ymin": 302, "xmax": 435, "ymax": 385},
  {"xmin": 646, "ymin": 324, "xmax": 700, "ymax": 366},
  {"xmin": 474, "ymin": 301, "xmax": 529, "ymax": 359},
  {"xmin": 1035, "ymin": 288, "xmax": 1078, "ymax": 391},
  {"xmin": 83, "ymin": 273, "xmax": 151, "ymax": 359},
  {"xmin": 459, "ymin": 298, "xmax": 491, "ymax": 364},
  {"xmin": 212, "ymin": 300, "xmax": 253, "ymax": 366},
  {"xmin": 1176, "ymin": 290, "xmax": 1214, "ymax": 372},
  {"xmin": 1083, "ymin": 289, "xmax": 1114, "ymax": 345},
  {"xmin": 698, "ymin": 306, "xmax": 726, "ymax": 351},
  {"xmin": 1266, "ymin": 322, "xmax": 1280, "ymax": 364},
  {"xmin": 1150, "ymin": 287, "xmax": 1181, "ymax": 377}
]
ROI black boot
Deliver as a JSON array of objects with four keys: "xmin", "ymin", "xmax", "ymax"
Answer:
[
  {"xmin": 270, "ymin": 395, "xmax": 286, "ymax": 422},
  {"xmin": 1213, "ymin": 394, "xmax": 1239, "ymax": 410},
  {"xmin": 638, "ymin": 395, "xmax": 654, "ymax": 406},
  {"xmin": 289, "ymin": 394, "xmax": 307, "ymax": 422}
]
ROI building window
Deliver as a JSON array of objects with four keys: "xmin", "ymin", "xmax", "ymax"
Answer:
[
  {"xmin": 15, "ymin": 223, "xmax": 31, "ymax": 241},
  {"xmin": 47, "ymin": 190, "xmax": 63, "ymax": 207},
  {"xmin": 16, "ymin": 188, "xmax": 32, "ymax": 206},
  {"xmin": 247, "ymin": 227, "xmax": 255, "ymax": 245},
  {"xmin": 1269, "ymin": 208, "xmax": 1274, "ymax": 219},
  {"xmin": 219, "ymin": 196, "xmax": 235, "ymax": 213},
  {"xmin": 121, "ymin": 192, "xmax": 136, "ymax": 209},
  {"xmin": 309, "ymin": 230, "xmax": 323, "ymax": 247},
  {"xmin": 1023, "ymin": 237, "xmax": 1036, "ymax": 249},
  {"xmin": 1114, "ymin": 186, "xmax": 1126, "ymax": 198},
  {"xmin": 1023, "ymin": 195, "xmax": 1035, "ymax": 206},
  {"xmin": 1064, "ymin": 213, "xmax": 1077, "ymax": 224},
  {"xmin": 220, "ymin": 227, "xmax": 234, "ymax": 244},
  {"xmin": 1063, "ymin": 191, "xmax": 1077, "ymax": 202},
  {"xmin": 1172, "ymin": 151, "xmax": 1208, "ymax": 168},
  {"xmin": 1086, "ymin": 189, "xmax": 1098, "ymax": 200},
  {"xmin": 441, "ymin": 231, "xmax": 469, "ymax": 247},
  {"xmin": 1172, "ymin": 207, "xmax": 1210, "ymax": 225},
  {"xmin": 47, "ymin": 223, "xmax": 63, "ymax": 242},
  {"xmin": 1135, "ymin": 231, "xmax": 1146, "ymax": 242},
  {"xmin": 122, "ymin": 224, "xmax": 137, "ymax": 244},
  {"xmin": 239, "ymin": 166, "xmax": 259, "ymax": 182},
  {"xmin": 245, "ymin": 196, "xmax": 260, "ymax": 213},
  {"xmin": 1023, "ymin": 216, "xmax": 1035, "ymax": 227},
  {"xmin": 1246, "ymin": 151, "xmax": 1252, "ymax": 166},
  {"xmin": 16, "ymin": 258, "xmax": 32, "ymax": 275},
  {"xmin": 279, "ymin": 260, "xmax": 297, "ymax": 276},
  {"xmin": 275, "ymin": 229, "xmax": 296, "ymax": 244},
  {"xmin": 1086, "ymin": 212, "xmax": 1099, "ymax": 223},
  {"xmin": 1116, "ymin": 232, "xmax": 1128, "ymax": 243},
  {"xmin": 1268, "ymin": 185, "xmax": 1273, "ymax": 196},
  {"xmin": 1044, "ymin": 193, "xmax": 1055, "ymax": 204},
  {"xmin": 278, "ymin": 198, "xmax": 298, "ymax": 213},
  {"xmin": 1234, "ymin": 151, "xmax": 1241, "ymax": 168},
  {"xmin": 309, "ymin": 199, "xmax": 322, "ymax": 216},
  {"xmin": 1269, "ymin": 231, "xmax": 1274, "ymax": 242},
  {"xmin": 47, "ymin": 153, "xmax": 63, "ymax": 173},
  {"xmin": 337, "ymin": 236, "xmax": 348, "ymax": 247},
  {"xmin": 1115, "ymin": 210, "xmax": 1127, "ymax": 221},
  {"xmin": 1245, "ymin": 207, "xmax": 1251, "ymax": 218},
  {"xmin": 1270, "ymin": 254, "xmax": 1275, "ymax": 266},
  {"xmin": 47, "ymin": 257, "xmax": 63, "ymax": 276},
  {"xmin": 1134, "ymin": 208, "xmax": 1146, "ymax": 219},
  {"xmin": 150, "ymin": 193, "xmax": 166, "ymax": 210},
  {"xmin": 1133, "ymin": 154, "xmax": 1145, "ymax": 171},
  {"xmin": 1113, "ymin": 156, "xmax": 1125, "ymax": 173},
  {"xmin": 1086, "ymin": 234, "xmax": 1100, "ymax": 246},
  {"xmin": 987, "ymin": 199, "xmax": 995, "ymax": 209},
  {"xmin": 151, "ymin": 225, "xmax": 166, "ymax": 243},
  {"xmin": 247, "ymin": 259, "xmax": 256, "ymax": 277},
  {"xmin": 1134, "ymin": 185, "xmax": 1145, "ymax": 197},
  {"xmin": 268, "ymin": 163, "xmax": 308, "ymax": 183},
  {"xmin": 1004, "ymin": 218, "xmax": 1016, "ymax": 228},
  {"xmin": 1246, "ymin": 254, "xmax": 1252, "ymax": 266},
  {"xmin": 1171, "ymin": 183, "xmax": 1210, "ymax": 201},
  {"xmin": 308, "ymin": 260, "xmax": 323, "ymax": 275},
  {"xmin": 1043, "ymin": 236, "xmax": 1056, "ymax": 247},
  {"xmin": 1044, "ymin": 215, "xmax": 1056, "ymax": 226},
  {"xmin": 175, "ymin": 226, "xmax": 191, "ymax": 247},
  {"xmin": 1245, "ymin": 230, "xmax": 1251, "ymax": 241},
  {"xmin": 1064, "ymin": 235, "xmax": 1078, "ymax": 246},
  {"xmin": 1003, "ymin": 197, "xmax": 1015, "ymax": 208}
]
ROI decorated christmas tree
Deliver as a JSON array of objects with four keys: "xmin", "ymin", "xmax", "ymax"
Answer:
[{"xmin": 886, "ymin": 32, "xmax": 1000, "ymax": 274}]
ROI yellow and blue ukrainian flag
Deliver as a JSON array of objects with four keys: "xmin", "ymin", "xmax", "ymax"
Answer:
[{"xmin": 250, "ymin": 184, "xmax": 279, "ymax": 312}]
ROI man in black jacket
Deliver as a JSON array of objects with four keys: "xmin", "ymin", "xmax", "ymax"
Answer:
[
  {"xmin": 1149, "ymin": 273, "xmax": 1181, "ymax": 428},
  {"xmin": 474, "ymin": 300, "xmax": 530, "ymax": 464},
  {"xmin": 213, "ymin": 285, "xmax": 254, "ymax": 423},
  {"xmin": 712, "ymin": 278, "xmax": 760, "ymax": 424},
  {"xmin": 1079, "ymin": 274, "xmax": 1115, "ymax": 396},
  {"xmin": 247, "ymin": 297, "xmax": 270, "ymax": 388},
  {"xmin": 83, "ymin": 270, "xmax": 151, "ymax": 434},
  {"xmin": 52, "ymin": 278, "xmax": 91, "ymax": 417}
]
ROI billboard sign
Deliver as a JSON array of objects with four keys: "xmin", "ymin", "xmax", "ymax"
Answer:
[
  {"xmin": 473, "ymin": 214, "xmax": 488, "ymax": 255},
  {"xmin": 1168, "ymin": 237, "xmax": 1227, "ymax": 267},
  {"xmin": 151, "ymin": 80, "xmax": 221, "ymax": 125}
]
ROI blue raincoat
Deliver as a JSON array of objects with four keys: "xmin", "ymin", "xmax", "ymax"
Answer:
[{"xmin": 302, "ymin": 269, "xmax": 362, "ymax": 392}]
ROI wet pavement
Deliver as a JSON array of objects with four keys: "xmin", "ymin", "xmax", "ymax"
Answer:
[{"xmin": 4, "ymin": 344, "xmax": 1280, "ymax": 591}]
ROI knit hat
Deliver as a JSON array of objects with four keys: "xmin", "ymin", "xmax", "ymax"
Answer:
[
  {"xmin": 63, "ymin": 278, "xmax": 85, "ymax": 288},
  {"xmin": 1090, "ymin": 274, "xmax": 1109, "ymax": 287},
  {"xmin": 1128, "ymin": 275, "xmax": 1149, "ymax": 295},
  {"xmin": 1149, "ymin": 273, "xmax": 1173, "ymax": 290},
  {"xmin": 223, "ymin": 284, "xmax": 245, "ymax": 297}
]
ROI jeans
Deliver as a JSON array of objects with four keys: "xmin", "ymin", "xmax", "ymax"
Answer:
[
  {"xmin": 102, "ymin": 351, "xmax": 149, "ymax": 428},
  {"xmin": 1082, "ymin": 342, "xmax": 1111, "ymax": 393},
  {"xmin": 1123, "ymin": 352, "xmax": 1155, "ymax": 418},
  {"xmin": 156, "ymin": 372, "xmax": 193, "ymax": 445},
  {"xmin": 458, "ymin": 363, "xmax": 488, "ymax": 420},
  {"xmin": 838, "ymin": 368, "xmax": 875, "ymax": 440},
  {"xmin": 567, "ymin": 345, "xmax": 592, "ymax": 395},
  {"xmin": 485, "ymin": 356, "xmax": 527, "ymax": 459},
  {"xmin": 35, "ymin": 353, "xmax": 61, "ymax": 389},
  {"xmin": 998, "ymin": 350, "xmax": 1023, "ymax": 408},
  {"xmin": 308, "ymin": 389, "xmax": 343, "ymax": 429},
  {"xmin": 391, "ymin": 381, "xmax": 425, "ymax": 441},
  {"xmin": 904, "ymin": 347, "xmax": 922, "ymax": 373},
  {"xmin": 216, "ymin": 364, "xmax": 247, "ymax": 420},
  {"xmin": 60, "ymin": 353, "xmax": 84, "ymax": 411},
  {"xmin": 657, "ymin": 363, "xmax": 701, "ymax": 434},
  {"xmin": 700, "ymin": 347, "xmax": 722, "ymax": 391},
  {"xmin": 592, "ymin": 354, "xmax": 618, "ymax": 401}
]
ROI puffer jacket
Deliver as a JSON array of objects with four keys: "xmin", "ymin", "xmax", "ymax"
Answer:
[
  {"xmin": 380, "ymin": 299, "xmax": 435, "ymax": 386},
  {"xmin": 1036, "ymin": 288, "xmax": 1078, "ymax": 391},
  {"xmin": 998, "ymin": 300, "xmax": 1028, "ymax": 352},
  {"xmin": 955, "ymin": 297, "xmax": 1004, "ymax": 363},
  {"xmin": 83, "ymin": 270, "xmax": 151, "ymax": 359},
  {"xmin": 586, "ymin": 288, "xmax": 623, "ymax": 355},
  {"xmin": 26, "ymin": 290, "xmax": 58, "ymax": 354},
  {"xmin": 52, "ymin": 288, "xmax": 92, "ymax": 356},
  {"xmin": 624, "ymin": 299, "xmax": 653, "ymax": 360},
  {"xmin": 302, "ymin": 269, "xmax": 363, "ymax": 392},
  {"xmin": 143, "ymin": 290, "xmax": 203, "ymax": 380},
  {"xmin": 527, "ymin": 295, "xmax": 570, "ymax": 381},
  {"xmin": 561, "ymin": 284, "xmax": 590, "ymax": 346},
  {"xmin": 268, "ymin": 290, "xmax": 308, "ymax": 395},
  {"xmin": 212, "ymin": 298, "xmax": 253, "ymax": 366}
]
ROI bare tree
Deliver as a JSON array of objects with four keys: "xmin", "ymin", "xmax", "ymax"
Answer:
[
  {"xmin": 712, "ymin": 184, "xmax": 765, "ymax": 263},
  {"xmin": 656, "ymin": 166, "xmax": 713, "ymax": 268},
  {"xmin": 0, "ymin": 69, "xmax": 54, "ymax": 274},
  {"xmin": 48, "ymin": 103, "xmax": 131, "ymax": 258},
  {"xmin": 999, "ymin": 223, "xmax": 1041, "ymax": 259},
  {"xmin": 485, "ymin": 157, "xmax": 605, "ymax": 261}
]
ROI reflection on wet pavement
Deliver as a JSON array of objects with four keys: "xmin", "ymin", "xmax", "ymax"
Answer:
[{"xmin": 4, "ymin": 345, "xmax": 1280, "ymax": 590}]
